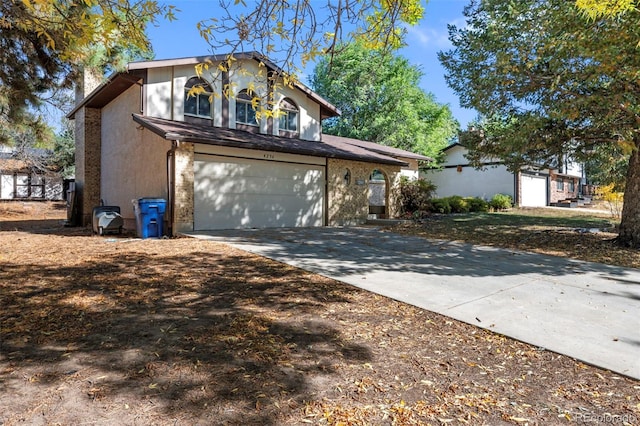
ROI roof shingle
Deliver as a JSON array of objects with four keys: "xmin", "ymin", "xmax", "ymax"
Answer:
[{"xmin": 132, "ymin": 114, "xmax": 409, "ymax": 166}]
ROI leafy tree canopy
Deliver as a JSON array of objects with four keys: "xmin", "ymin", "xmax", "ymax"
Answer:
[
  {"xmin": 51, "ymin": 122, "xmax": 75, "ymax": 179},
  {"xmin": 575, "ymin": 0, "xmax": 636, "ymax": 191},
  {"xmin": 439, "ymin": 0, "xmax": 640, "ymax": 246},
  {"xmin": 0, "ymin": 0, "xmax": 175, "ymax": 143},
  {"xmin": 198, "ymin": 0, "xmax": 424, "ymax": 79},
  {"xmin": 575, "ymin": 0, "xmax": 636, "ymax": 17},
  {"xmin": 584, "ymin": 144, "xmax": 630, "ymax": 191},
  {"xmin": 3, "ymin": 0, "xmax": 423, "ymax": 145},
  {"xmin": 311, "ymin": 43, "xmax": 458, "ymax": 162}
]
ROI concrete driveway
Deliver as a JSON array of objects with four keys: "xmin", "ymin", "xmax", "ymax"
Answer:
[{"xmin": 189, "ymin": 226, "xmax": 640, "ymax": 380}]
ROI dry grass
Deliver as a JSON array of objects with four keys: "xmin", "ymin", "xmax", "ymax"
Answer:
[
  {"xmin": 1, "ymin": 202, "xmax": 638, "ymax": 425},
  {"xmin": 388, "ymin": 207, "xmax": 640, "ymax": 269}
]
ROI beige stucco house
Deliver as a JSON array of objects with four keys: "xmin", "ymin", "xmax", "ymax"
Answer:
[{"xmin": 68, "ymin": 52, "xmax": 430, "ymax": 234}]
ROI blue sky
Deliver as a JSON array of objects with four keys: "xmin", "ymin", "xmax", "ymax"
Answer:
[{"xmin": 146, "ymin": 0, "xmax": 476, "ymax": 128}]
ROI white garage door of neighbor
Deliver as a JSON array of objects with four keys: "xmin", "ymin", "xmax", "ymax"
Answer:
[
  {"xmin": 194, "ymin": 154, "xmax": 325, "ymax": 230},
  {"xmin": 520, "ymin": 174, "xmax": 547, "ymax": 207}
]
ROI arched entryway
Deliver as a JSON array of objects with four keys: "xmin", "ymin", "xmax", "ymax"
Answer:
[{"xmin": 368, "ymin": 169, "xmax": 389, "ymax": 219}]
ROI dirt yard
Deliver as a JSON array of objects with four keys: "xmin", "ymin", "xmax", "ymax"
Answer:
[{"xmin": 1, "ymin": 202, "xmax": 638, "ymax": 425}]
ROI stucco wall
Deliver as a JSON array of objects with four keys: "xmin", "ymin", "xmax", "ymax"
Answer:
[
  {"xmin": 328, "ymin": 159, "xmax": 401, "ymax": 225},
  {"xmin": 424, "ymin": 144, "xmax": 516, "ymax": 200},
  {"xmin": 144, "ymin": 58, "xmax": 322, "ymax": 141},
  {"xmin": 146, "ymin": 67, "xmax": 174, "ymax": 120},
  {"xmin": 101, "ymin": 85, "xmax": 171, "ymax": 229},
  {"xmin": 442, "ymin": 145, "xmax": 469, "ymax": 165},
  {"xmin": 423, "ymin": 165, "xmax": 515, "ymax": 200},
  {"xmin": 272, "ymin": 83, "xmax": 321, "ymax": 141}
]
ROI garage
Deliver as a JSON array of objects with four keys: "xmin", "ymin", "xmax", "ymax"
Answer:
[
  {"xmin": 520, "ymin": 173, "xmax": 548, "ymax": 207},
  {"xmin": 194, "ymin": 153, "xmax": 325, "ymax": 230}
]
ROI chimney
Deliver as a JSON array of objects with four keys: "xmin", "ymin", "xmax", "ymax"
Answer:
[
  {"xmin": 73, "ymin": 66, "xmax": 104, "ymax": 226},
  {"xmin": 75, "ymin": 66, "xmax": 103, "ymax": 103}
]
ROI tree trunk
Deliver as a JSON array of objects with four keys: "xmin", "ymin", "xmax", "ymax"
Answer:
[{"xmin": 616, "ymin": 138, "xmax": 640, "ymax": 247}]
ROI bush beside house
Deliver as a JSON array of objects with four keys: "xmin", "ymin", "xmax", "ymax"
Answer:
[{"xmin": 397, "ymin": 177, "xmax": 512, "ymax": 218}]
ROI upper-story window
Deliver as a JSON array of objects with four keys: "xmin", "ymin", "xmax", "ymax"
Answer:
[
  {"xmin": 278, "ymin": 98, "xmax": 299, "ymax": 133},
  {"xmin": 184, "ymin": 77, "xmax": 213, "ymax": 118},
  {"xmin": 236, "ymin": 89, "xmax": 258, "ymax": 126}
]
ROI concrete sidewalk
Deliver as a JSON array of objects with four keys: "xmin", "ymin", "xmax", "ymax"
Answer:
[{"xmin": 189, "ymin": 227, "xmax": 640, "ymax": 380}]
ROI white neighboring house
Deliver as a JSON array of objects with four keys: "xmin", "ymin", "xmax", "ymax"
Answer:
[
  {"xmin": 0, "ymin": 146, "xmax": 64, "ymax": 201},
  {"xmin": 421, "ymin": 143, "xmax": 584, "ymax": 207}
]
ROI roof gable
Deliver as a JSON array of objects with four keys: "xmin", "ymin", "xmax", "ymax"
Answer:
[{"xmin": 68, "ymin": 52, "xmax": 340, "ymax": 120}]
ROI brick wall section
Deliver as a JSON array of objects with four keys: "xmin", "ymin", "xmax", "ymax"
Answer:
[
  {"xmin": 174, "ymin": 142, "xmax": 195, "ymax": 233},
  {"xmin": 74, "ymin": 68, "xmax": 103, "ymax": 226},
  {"xmin": 327, "ymin": 158, "xmax": 401, "ymax": 225},
  {"xmin": 386, "ymin": 166, "xmax": 401, "ymax": 218},
  {"xmin": 550, "ymin": 173, "xmax": 580, "ymax": 203},
  {"xmin": 74, "ymin": 67, "xmax": 103, "ymax": 105},
  {"xmin": 74, "ymin": 107, "xmax": 102, "ymax": 225},
  {"xmin": 404, "ymin": 158, "xmax": 419, "ymax": 171}
]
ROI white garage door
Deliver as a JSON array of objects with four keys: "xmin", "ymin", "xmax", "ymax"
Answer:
[
  {"xmin": 194, "ymin": 154, "xmax": 325, "ymax": 230},
  {"xmin": 520, "ymin": 174, "xmax": 547, "ymax": 207}
]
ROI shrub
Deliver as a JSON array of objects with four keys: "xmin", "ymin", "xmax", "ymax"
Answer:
[
  {"xmin": 446, "ymin": 195, "xmax": 470, "ymax": 213},
  {"xmin": 465, "ymin": 197, "xmax": 489, "ymax": 212},
  {"xmin": 430, "ymin": 198, "xmax": 452, "ymax": 214},
  {"xmin": 397, "ymin": 177, "xmax": 437, "ymax": 216},
  {"xmin": 595, "ymin": 183, "xmax": 623, "ymax": 219},
  {"xmin": 489, "ymin": 193, "xmax": 513, "ymax": 211}
]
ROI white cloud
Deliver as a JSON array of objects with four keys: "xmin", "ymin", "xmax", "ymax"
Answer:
[
  {"xmin": 405, "ymin": 24, "xmax": 452, "ymax": 49},
  {"xmin": 447, "ymin": 17, "xmax": 468, "ymax": 29}
]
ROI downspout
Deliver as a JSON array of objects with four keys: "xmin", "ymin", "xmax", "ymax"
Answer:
[
  {"xmin": 170, "ymin": 66, "xmax": 175, "ymax": 121},
  {"xmin": 514, "ymin": 170, "xmax": 520, "ymax": 207},
  {"xmin": 167, "ymin": 67, "xmax": 176, "ymax": 236},
  {"xmin": 166, "ymin": 140, "xmax": 178, "ymax": 236},
  {"xmin": 324, "ymin": 158, "xmax": 329, "ymax": 226}
]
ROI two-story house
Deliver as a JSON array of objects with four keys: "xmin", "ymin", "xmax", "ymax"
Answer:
[{"xmin": 69, "ymin": 52, "xmax": 430, "ymax": 233}]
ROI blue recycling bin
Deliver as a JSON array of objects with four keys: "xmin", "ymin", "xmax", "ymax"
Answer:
[{"xmin": 133, "ymin": 198, "xmax": 166, "ymax": 239}]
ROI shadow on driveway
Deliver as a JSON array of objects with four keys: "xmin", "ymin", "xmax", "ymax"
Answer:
[{"xmin": 190, "ymin": 226, "xmax": 640, "ymax": 380}]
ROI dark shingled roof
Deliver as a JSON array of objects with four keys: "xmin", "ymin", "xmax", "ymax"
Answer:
[
  {"xmin": 322, "ymin": 134, "xmax": 433, "ymax": 162},
  {"xmin": 132, "ymin": 114, "xmax": 408, "ymax": 167}
]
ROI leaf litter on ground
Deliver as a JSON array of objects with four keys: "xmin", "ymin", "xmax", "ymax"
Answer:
[{"xmin": 0, "ymin": 202, "xmax": 638, "ymax": 425}]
